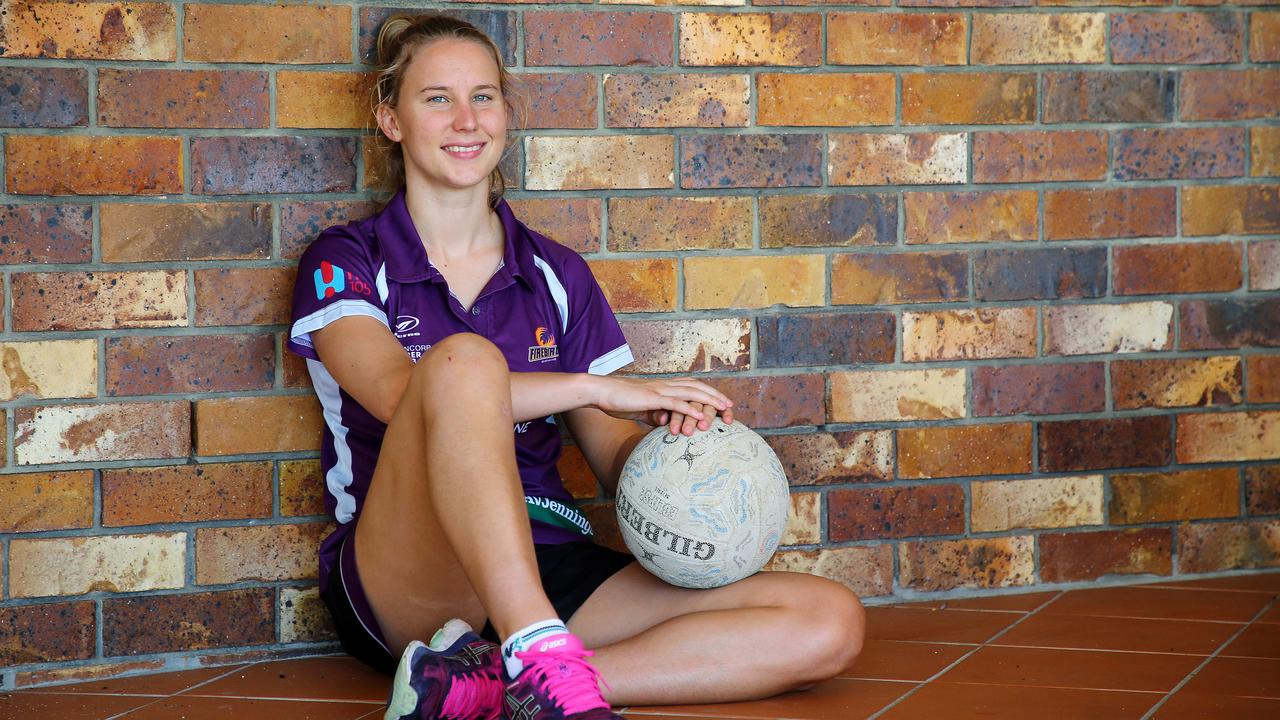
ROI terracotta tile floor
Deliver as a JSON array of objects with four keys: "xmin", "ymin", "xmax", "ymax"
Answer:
[{"xmin": 4, "ymin": 572, "xmax": 1278, "ymax": 720}]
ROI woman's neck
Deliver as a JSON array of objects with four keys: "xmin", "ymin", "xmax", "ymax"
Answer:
[{"xmin": 402, "ymin": 181, "xmax": 501, "ymax": 262}]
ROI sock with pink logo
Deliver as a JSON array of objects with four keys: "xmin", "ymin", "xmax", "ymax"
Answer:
[{"xmin": 501, "ymin": 618, "xmax": 570, "ymax": 679}]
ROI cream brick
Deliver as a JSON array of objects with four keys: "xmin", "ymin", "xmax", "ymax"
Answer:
[
  {"xmin": 621, "ymin": 319, "xmax": 750, "ymax": 374},
  {"xmin": 767, "ymin": 431, "xmax": 894, "ymax": 485},
  {"xmin": 525, "ymin": 136, "xmax": 674, "ymax": 190},
  {"xmin": 13, "ymin": 271, "xmax": 188, "ymax": 331},
  {"xmin": 904, "ymin": 308, "xmax": 1037, "ymax": 362},
  {"xmin": 1177, "ymin": 411, "xmax": 1280, "ymax": 464},
  {"xmin": 766, "ymin": 545, "xmax": 893, "ymax": 597},
  {"xmin": 782, "ymin": 492, "xmax": 821, "ymax": 546},
  {"xmin": 0, "ymin": 340, "xmax": 97, "ymax": 401},
  {"xmin": 684, "ymin": 255, "xmax": 824, "ymax": 309},
  {"xmin": 9, "ymin": 533, "xmax": 185, "ymax": 598},
  {"xmin": 971, "ymin": 476, "xmax": 1104, "ymax": 532},
  {"xmin": 196, "ymin": 524, "xmax": 327, "ymax": 584},
  {"xmin": 679, "ymin": 13, "xmax": 821, "ymax": 67},
  {"xmin": 829, "ymin": 369, "xmax": 966, "ymax": 422},
  {"xmin": 1045, "ymin": 302, "xmax": 1173, "ymax": 356},
  {"xmin": 973, "ymin": 13, "xmax": 1106, "ymax": 65},
  {"xmin": 15, "ymin": 402, "xmax": 190, "ymax": 465},
  {"xmin": 279, "ymin": 586, "xmax": 336, "ymax": 643},
  {"xmin": 829, "ymin": 133, "xmax": 967, "ymax": 186}
]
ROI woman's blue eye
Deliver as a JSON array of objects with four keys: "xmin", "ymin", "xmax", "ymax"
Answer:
[
  {"xmin": 473, "ymin": 94, "xmax": 493, "ymax": 103},
  {"xmin": 426, "ymin": 96, "xmax": 449, "ymax": 104}
]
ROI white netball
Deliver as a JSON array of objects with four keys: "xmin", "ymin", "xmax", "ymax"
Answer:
[{"xmin": 616, "ymin": 418, "xmax": 791, "ymax": 589}]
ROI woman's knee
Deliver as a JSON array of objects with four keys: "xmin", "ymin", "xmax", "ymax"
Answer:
[
  {"xmin": 410, "ymin": 333, "xmax": 510, "ymax": 411},
  {"xmin": 786, "ymin": 577, "xmax": 865, "ymax": 683}
]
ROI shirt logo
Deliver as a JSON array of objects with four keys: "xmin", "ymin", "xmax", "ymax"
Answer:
[
  {"xmin": 528, "ymin": 326, "xmax": 558, "ymax": 363},
  {"xmin": 395, "ymin": 315, "xmax": 421, "ymax": 339},
  {"xmin": 314, "ymin": 260, "xmax": 372, "ymax": 299}
]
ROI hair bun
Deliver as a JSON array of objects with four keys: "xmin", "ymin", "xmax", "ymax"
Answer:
[{"xmin": 376, "ymin": 16, "xmax": 415, "ymax": 65}]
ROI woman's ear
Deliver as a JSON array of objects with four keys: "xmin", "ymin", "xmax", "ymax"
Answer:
[{"xmin": 375, "ymin": 104, "xmax": 402, "ymax": 143}]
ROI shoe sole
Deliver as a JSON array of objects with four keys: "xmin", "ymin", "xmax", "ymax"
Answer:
[{"xmin": 385, "ymin": 640, "xmax": 427, "ymax": 720}]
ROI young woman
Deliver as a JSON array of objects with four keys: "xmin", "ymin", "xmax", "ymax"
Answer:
[{"xmin": 288, "ymin": 15, "xmax": 865, "ymax": 720}]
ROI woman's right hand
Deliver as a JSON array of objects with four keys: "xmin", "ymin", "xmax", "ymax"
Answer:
[{"xmin": 589, "ymin": 375, "xmax": 734, "ymax": 435}]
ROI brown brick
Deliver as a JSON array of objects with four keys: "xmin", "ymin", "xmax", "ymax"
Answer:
[
  {"xmin": 1045, "ymin": 187, "xmax": 1176, "ymax": 241},
  {"xmin": 1114, "ymin": 242, "xmax": 1242, "ymax": 295},
  {"xmin": 0, "ymin": 340, "xmax": 97, "ymax": 401},
  {"xmin": 767, "ymin": 545, "xmax": 894, "ymax": 598},
  {"xmin": 196, "ymin": 523, "xmax": 327, "ymax": 584},
  {"xmin": 191, "ymin": 137, "xmax": 355, "ymax": 194},
  {"xmin": 832, "ymin": 252, "xmax": 968, "ymax": 305},
  {"xmin": 557, "ymin": 444, "xmax": 598, "ymax": 501},
  {"xmin": 1177, "ymin": 411, "xmax": 1280, "ymax": 463},
  {"xmin": 6, "ymin": 135, "xmax": 181, "ymax": 195},
  {"xmin": 527, "ymin": 11, "xmax": 672, "ymax": 66},
  {"xmin": 98, "ymin": 69, "xmax": 267, "ymax": 128},
  {"xmin": 830, "ymin": 369, "xmax": 966, "ymax": 422},
  {"xmin": 904, "ymin": 191, "xmax": 1037, "ymax": 244},
  {"xmin": 1039, "ymin": 528, "xmax": 1173, "ymax": 583},
  {"xmin": 0, "ymin": 67, "xmax": 87, "ymax": 127},
  {"xmin": 973, "ymin": 363, "xmax": 1106, "ymax": 417},
  {"xmin": 903, "ymin": 73, "xmax": 1036, "ymax": 125},
  {"xmin": 1180, "ymin": 299, "xmax": 1280, "ymax": 350},
  {"xmin": 973, "ymin": 130, "xmax": 1107, "ymax": 183},
  {"xmin": 682, "ymin": 134, "xmax": 821, "ymax": 188},
  {"xmin": 103, "ymin": 463, "xmax": 272, "ymax": 526},
  {"xmin": 525, "ymin": 136, "xmax": 673, "ymax": 190},
  {"xmin": 106, "ymin": 334, "xmax": 274, "ymax": 396},
  {"xmin": 620, "ymin": 318, "xmax": 750, "ymax": 374},
  {"xmin": 357, "ymin": 8, "xmax": 516, "ymax": 67},
  {"xmin": 280, "ymin": 459, "xmax": 326, "ymax": 517},
  {"xmin": 684, "ymin": 255, "xmax": 825, "ymax": 309},
  {"xmin": 518, "ymin": 74, "xmax": 597, "ymax": 130},
  {"xmin": 0, "ymin": 602, "xmax": 95, "ymax": 665},
  {"xmin": 196, "ymin": 396, "xmax": 323, "ymax": 456},
  {"xmin": 1181, "ymin": 69, "xmax": 1280, "ymax": 121},
  {"xmin": 760, "ymin": 194, "xmax": 896, "ymax": 248},
  {"xmin": 679, "ymin": 13, "xmax": 821, "ymax": 66},
  {"xmin": 758, "ymin": 312, "xmax": 895, "ymax": 367},
  {"xmin": 758, "ymin": 74, "xmax": 894, "ymax": 126},
  {"xmin": 903, "ymin": 308, "xmax": 1037, "ymax": 361},
  {"xmin": 101, "ymin": 203, "xmax": 271, "ymax": 262},
  {"xmin": 504, "ymin": 198, "xmax": 600, "ymax": 254},
  {"xmin": 765, "ymin": 430, "xmax": 893, "ymax": 485},
  {"xmin": 608, "ymin": 197, "xmax": 751, "ymax": 252},
  {"xmin": 1111, "ymin": 12, "xmax": 1243, "ymax": 64},
  {"xmin": 974, "ymin": 247, "xmax": 1107, "ymax": 301},
  {"xmin": 1113, "ymin": 356, "xmax": 1243, "ymax": 410},
  {"xmin": 15, "ymin": 401, "xmax": 190, "ymax": 465},
  {"xmin": 282, "ymin": 341, "xmax": 311, "ymax": 390},
  {"xmin": 280, "ymin": 201, "xmax": 379, "ymax": 259},
  {"xmin": 1249, "ymin": 355, "xmax": 1280, "ymax": 404},
  {"xmin": 0, "ymin": 204, "xmax": 92, "ymax": 264},
  {"xmin": 13, "ymin": 659, "xmax": 176, "ymax": 688},
  {"xmin": 1, "ymin": 1, "xmax": 175, "ymax": 60},
  {"xmin": 0, "ymin": 471, "xmax": 94, "ymax": 533},
  {"xmin": 9, "ymin": 533, "xmax": 185, "ymax": 598},
  {"xmin": 828, "ymin": 13, "xmax": 966, "ymax": 65},
  {"xmin": 1177, "ymin": 520, "xmax": 1280, "ymax": 574},
  {"xmin": 1114, "ymin": 127, "xmax": 1245, "ymax": 181},
  {"xmin": 973, "ymin": 13, "xmax": 1106, "ymax": 64},
  {"xmin": 587, "ymin": 258, "xmax": 677, "ymax": 312},
  {"xmin": 704, "ymin": 374, "xmax": 824, "ymax": 428},
  {"xmin": 829, "ymin": 133, "xmax": 966, "ymax": 186},
  {"xmin": 194, "ymin": 267, "xmax": 294, "ymax": 326},
  {"xmin": 1045, "ymin": 302, "xmax": 1173, "ymax": 356},
  {"xmin": 1183, "ymin": 185, "xmax": 1280, "ymax": 236},
  {"xmin": 1254, "ymin": 128, "xmax": 1280, "ymax": 178},
  {"xmin": 829, "ymin": 485, "xmax": 965, "ymax": 541},
  {"xmin": 1253, "ymin": 12, "xmax": 1280, "ymax": 61},
  {"xmin": 1039, "ymin": 416, "xmax": 1172, "ymax": 472},
  {"xmin": 972, "ymin": 476, "xmax": 1104, "ymax": 532},
  {"xmin": 279, "ymin": 587, "xmax": 336, "ymax": 643},
  {"xmin": 12, "ymin": 271, "xmax": 187, "ymax": 331},
  {"xmin": 184, "ymin": 4, "xmax": 350, "ymax": 63},
  {"xmin": 103, "ymin": 589, "xmax": 274, "ymax": 656},
  {"xmin": 607, "ymin": 74, "xmax": 748, "ymax": 128},
  {"xmin": 277, "ymin": 71, "xmax": 375, "ymax": 129},
  {"xmin": 1043, "ymin": 71, "xmax": 1174, "ymax": 124},
  {"xmin": 1246, "ymin": 466, "xmax": 1280, "ymax": 516},
  {"xmin": 898, "ymin": 423, "xmax": 1033, "ymax": 479},
  {"xmin": 899, "ymin": 536, "xmax": 1035, "ymax": 592},
  {"xmin": 1110, "ymin": 468, "xmax": 1240, "ymax": 524}
]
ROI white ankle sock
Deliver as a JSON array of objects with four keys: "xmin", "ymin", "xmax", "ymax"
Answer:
[{"xmin": 501, "ymin": 618, "xmax": 568, "ymax": 678}]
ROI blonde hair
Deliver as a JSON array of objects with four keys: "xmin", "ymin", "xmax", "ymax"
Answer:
[{"xmin": 371, "ymin": 15, "xmax": 519, "ymax": 201}]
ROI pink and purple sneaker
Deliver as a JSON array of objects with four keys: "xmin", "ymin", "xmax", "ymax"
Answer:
[
  {"xmin": 502, "ymin": 632, "xmax": 621, "ymax": 720},
  {"xmin": 385, "ymin": 619, "xmax": 505, "ymax": 720}
]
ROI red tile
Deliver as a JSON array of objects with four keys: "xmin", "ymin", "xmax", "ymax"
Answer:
[
  {"xmin": 1179, "ymin": 656, "xmax": 1280, "ymax": 699},
  {"xmin": 635, "ymin": 678, "xmax": 912, "ymax": 719},
  {"xmin": 182, "ymin": 657, "xmax": 387, "ymax": 703},
  {"xmin": 1260, "ymin": 604, "xmax": 1280, "ymax": 624},
  {"xmin": 0, "ymin": 692, "xmax": 154, "ymax": 718},
  {"xmin": 1156, "ymin": 572, "xmax": 1280, "ymax": 593},
  {"xmin": 938, "ymin": 646, "xmax": 1201, "ymax": 693},
  {"xmin": 114, "ymin": 695, "xmax": 378, "ymax": 719},
  {"xmin": 23, "ymin": 666, "xmax": 243, "ymax": 696},
  {"xmin": 1220, "ymin": 623, "xmax": 1280, "ymax": 659},
  {"xmin": 938, "ymin": 592, "xmax": 1059, "ymax": 612},
  {"xmin": 865, "ymin": 607, "xmax": 1021, "ymax": 644},
  {"xmin": 1152, "ymin": 692, "xmax": 1280, "ymax": 719},
  {"xmin": 995, "ymin": 613, "xmax": 1238, "ymax": 655},
  {"xmin": 1043, "ymin": 587, "xmax": 1271, "ymax": 622},
  {"xmin": 840, "ymin": 640, "xmax": 970, "ymax": 682},
  {"xmin": 878, "ymin": 682, "xmax": 1158, "ymax": 720}
]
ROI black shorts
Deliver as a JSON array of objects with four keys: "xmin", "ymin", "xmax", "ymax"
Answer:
[{"xmin": 319, "ymin": 532, "xmax": 635, "ymax": 674}]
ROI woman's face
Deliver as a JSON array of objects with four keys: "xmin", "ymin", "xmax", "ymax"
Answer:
[{"xmin": 379, "ymin": 38, "xmax": 507, "ymax": 194}]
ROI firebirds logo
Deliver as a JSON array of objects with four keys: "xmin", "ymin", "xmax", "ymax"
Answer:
[
  {"xmin": 314, "ymin": 260, "xmax": 372, "ymax": 300},
  {"xmin": 527, "ymin": 326, "xmax": 558, "ymax": 363}
]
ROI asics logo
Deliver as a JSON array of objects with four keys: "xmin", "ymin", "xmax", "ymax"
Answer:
[{"xmin": 537, "ymin": 638, "xmax": 567, "ymax": 653}]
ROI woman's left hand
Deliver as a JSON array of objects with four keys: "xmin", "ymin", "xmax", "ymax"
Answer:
[{"xmin": 652, "ymin": 401, "xmax": 735, "ymax": 436}]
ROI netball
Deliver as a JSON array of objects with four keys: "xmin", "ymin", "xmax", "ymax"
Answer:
[{"xmin": 616, "ymin": 418, "xmax": 791, "ymax": 589}]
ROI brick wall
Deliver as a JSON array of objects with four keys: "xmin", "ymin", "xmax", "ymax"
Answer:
[{"xmin": 1, "ymin": 0, "xmax": 1277, "ymax": 687}]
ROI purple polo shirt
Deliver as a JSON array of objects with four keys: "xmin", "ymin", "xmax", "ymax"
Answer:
[{"xmin": 288, "ymin": 190, "xmax": 633, "ymax": 593}]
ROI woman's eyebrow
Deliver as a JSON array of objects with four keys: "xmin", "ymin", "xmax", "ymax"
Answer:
[{"xmin": 418, "ymin": 83, "xmax": 499, "ymax": 94}]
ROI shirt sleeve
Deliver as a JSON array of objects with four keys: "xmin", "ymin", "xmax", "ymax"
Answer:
[
  {"xmin": 555, "ymin": 252, "xmax": 634, "ymax": 376},
  {"xmin": 288, "ymin": 228, "xmax": 388, "ymax": 361}
]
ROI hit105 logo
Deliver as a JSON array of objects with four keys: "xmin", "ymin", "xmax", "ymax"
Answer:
[{"xmin": 314, "ymin": 260, "xmax": 372, "ymax": 299}]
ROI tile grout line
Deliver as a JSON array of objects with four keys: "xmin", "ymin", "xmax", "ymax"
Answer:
[
  {"xmin": 863, "ymin": 591, "xmax": 1067, "ymax": 719},
  {"xmin": 1138, "ymin": 594, "xmax": 1279, "ymax": 720},
  {"xmin": 101, "ymin": 662, "xmax": 260, "ymax": 720}
]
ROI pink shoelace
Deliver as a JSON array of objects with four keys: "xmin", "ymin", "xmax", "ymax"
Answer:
[
  {"xmin": 439, "ymin": 674, "xmax": 504, "ymax": 720},
  {"xmin": 514, "ymin": 645, "xmax": 610, "ymax": 715}
]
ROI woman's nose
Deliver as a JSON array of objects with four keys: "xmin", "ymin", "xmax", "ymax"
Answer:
[{"xmin": 454, "ymin": 103, "xmax": 478, "ymax": 131}]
